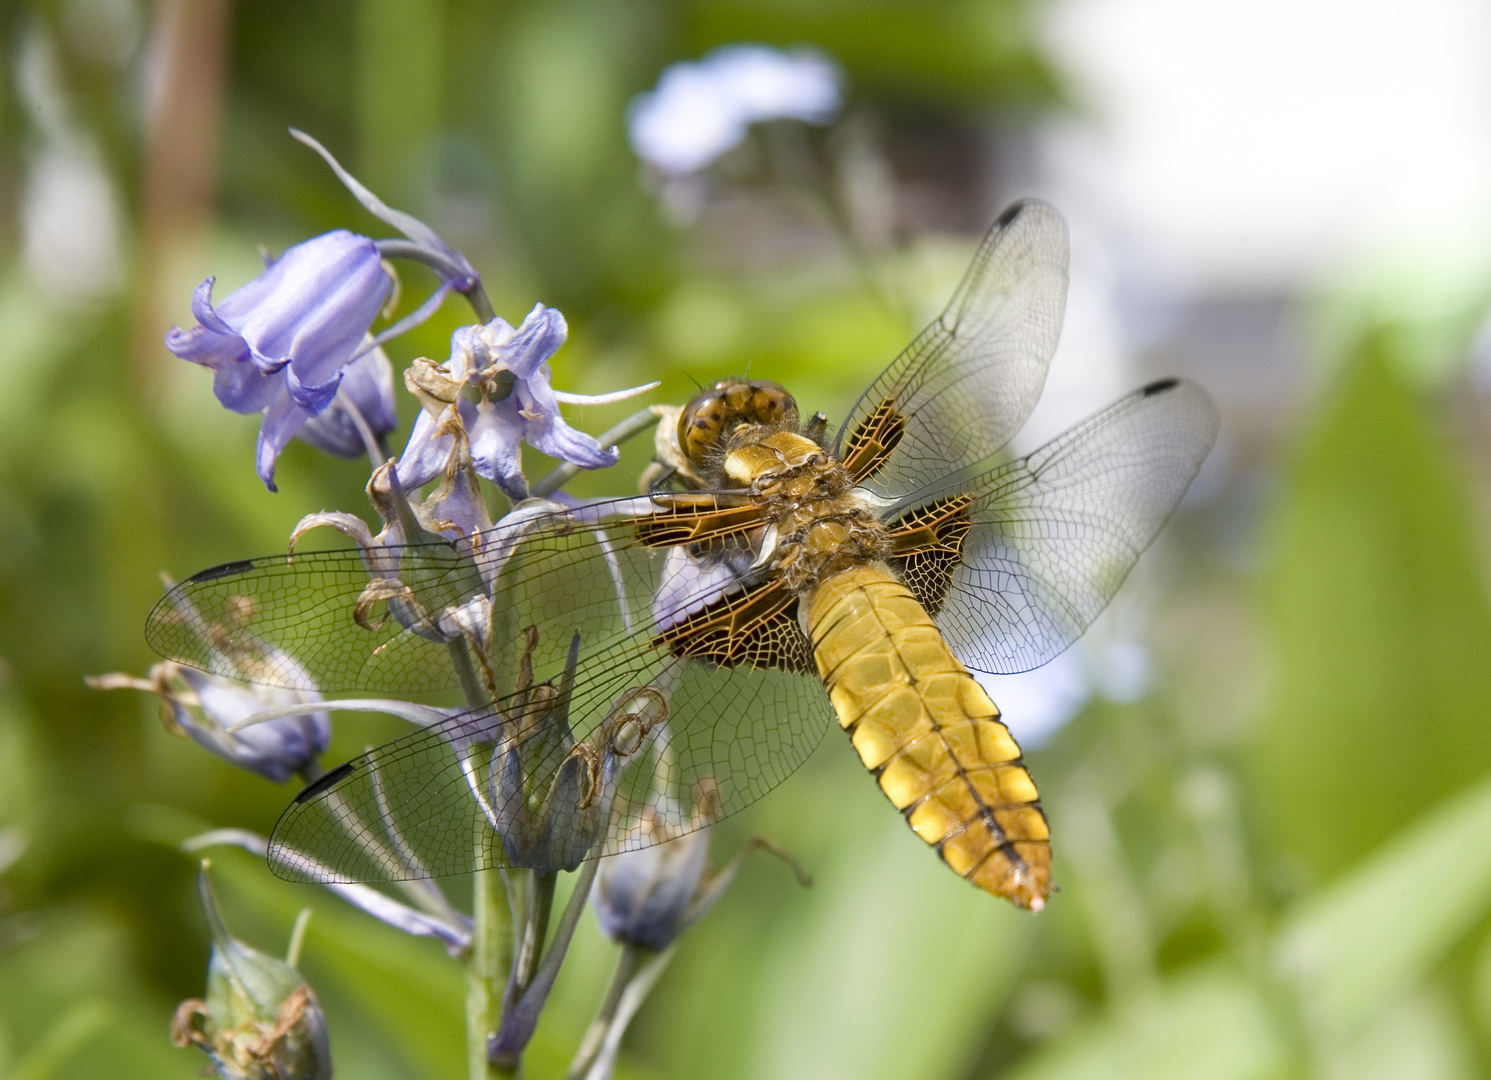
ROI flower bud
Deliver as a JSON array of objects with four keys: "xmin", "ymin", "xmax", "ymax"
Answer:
[
  {"xmin": 90, "ymin": 662, "xmax": 329, "ymax": 783},
  {"xmin": 593, "ymin": 823, "xmax": 711, "ymax": 951},
  {"xmin": 592, "ymin": 785, "xmax": 722, "ymax": 951},
  {"xmin": 172, "ymin": 867, "xmax": 332, "ymax": 1080}
]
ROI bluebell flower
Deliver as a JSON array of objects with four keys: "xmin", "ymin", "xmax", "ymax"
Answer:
[
  {"xmin": 296, "ymin": 344, "xmax": 398, "ymax": 459},
  {"xmin": 165, "ymin": 229, "xmax": 392, "ymax": 491},
  {"xmin": 593, "ymin": 819, "xmax": 713, "ymax": 951},
  {"xmin": 90, "ymin": 662, "xmax": 330, "ymax": 784},
  {"xmin": 629, "ymin": 45, "xmax": 842, "ymax": 175},
  {"xmin": 398, "ymin": 304, "xmax": 651, "ymax": 502},
  {"xmin": 592, "ymin": 787, "xmax": 806, "ymax": 952}
]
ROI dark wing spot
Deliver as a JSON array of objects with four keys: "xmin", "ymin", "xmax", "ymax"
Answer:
[
  {"xmin": 294, "ymin": 761, "xmax": 356, "ymax": 803},
  {"xmin": 189, "ymin": 559, "xmax": 257, "ymax": 583},
  {"xmin": 995, "ymin": 200, "xmax": 1028, "ymax": 227}
]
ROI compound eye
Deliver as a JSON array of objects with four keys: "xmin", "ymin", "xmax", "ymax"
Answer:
[
  {"xmin": 676, "ymin": 378, "xmax": 800, "ymax": 467},
  {"xmin": 678, "ymin": 385, "xmax": 728, "ymax": 467}
]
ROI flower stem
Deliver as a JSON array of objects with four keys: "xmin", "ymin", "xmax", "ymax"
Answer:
[
  {"xmin": 462, "ymin": 280, "xmax": 497, "ymax": 324},
  {"xmin": 566, "ymin": 943, "xmax": 676, "ymax": 1080},
  {"xmin": 468, "ymin": 861, "xmax": 513, "ymax": 1080},
  {"xmin": 530, "ymin": 407, "xmax": 661, "ymax": 498},
  {"xmin": 513, "ymin": 872, "xmax": 557, "ymax": 994},
  {"xmin": 447, "ymin": 640, "xmax": 492, "ymax": 716},
  {"xmin": 566, "ymin": 943, "xmax": 643, "ymax": 1080},
  {"xmin": 488, "ymin": 854, "xmax": 604, "ymax": 1072},
  {"xmin": 448, "ymin": 636, "xmax": 513, "ymax": 1080}
]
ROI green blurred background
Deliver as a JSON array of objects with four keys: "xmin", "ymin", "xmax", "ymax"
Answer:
[{"xmin": 6, "ymin": 0, "xmax": 1491, "ymax": 1077}]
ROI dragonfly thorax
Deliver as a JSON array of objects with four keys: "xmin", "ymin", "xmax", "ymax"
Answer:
[{"xmin": 720, "ymin": 428, "xmax": 891, "ymax": 593}]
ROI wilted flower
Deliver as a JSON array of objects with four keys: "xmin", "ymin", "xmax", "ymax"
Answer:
[
  {"xmin": 165, "ymin": 229, "xmax": 392, "ymax": 491},
  {"xmin": 172, "ymin": 866, "xmax": 331, "ymax": 1080},
  {"xmin": 398, "ymin": 304, "xmax": 653, "ymax": 501},
  {"xmin": 628, "ymin": 44, "xmax": 842, "ymax": 175},
  {"xmin": 89, "ymin": 661, "xmax": 329, "ymax": 783}
]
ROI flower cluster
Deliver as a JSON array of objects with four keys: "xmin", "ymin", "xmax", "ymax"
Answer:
[{"xmin": 106, "ymin": 125, "xmax": 802, "ymax": 1080}]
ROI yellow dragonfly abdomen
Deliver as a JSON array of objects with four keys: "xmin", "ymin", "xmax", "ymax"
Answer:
[{"xmin": 806, "ymin": 564, "xmax": 1051, "ymax": 910}]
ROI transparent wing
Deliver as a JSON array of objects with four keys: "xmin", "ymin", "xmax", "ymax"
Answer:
[
  {"xmin": 266, "ymin": 643, "xmax": 828, "ymax": 883},
  {"xmin": 833, "ymin": 199, "xmax": 1069, "ymax": 501},
  {"xmin": 147, "ymin": 498, "xmax": 679, "ymax": 697},
  {"xmin": 146, "ymin": 499, "xmax": 832, "ymax": 882},
  {"xmin": 908, "ymin": 378, "xmax": 1218, "ymax": 674}
]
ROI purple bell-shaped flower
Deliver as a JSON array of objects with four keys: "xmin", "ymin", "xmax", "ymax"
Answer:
[{"xmin": 165, "ymin": 229, "xmax": 393, "ymax": 490}]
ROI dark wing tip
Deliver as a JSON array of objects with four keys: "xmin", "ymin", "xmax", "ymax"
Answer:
[
  {"xmin": 995, "ymin": 200, "xmax": 1028, "ymax": 227},
  {"xmin": 293, "ymin": 761, "xmax": 356, "ymax": 804},
  {"xmin": 187, "ymin": 558, "xmax": 258, "ymax": 584},
  {"xmin": 1142, "ymin": 377, "xmax": 1180, "ymax": 397},
  {"xmin": 993, "ymin": 197, "xmax": 1061, "ymax": 229}
]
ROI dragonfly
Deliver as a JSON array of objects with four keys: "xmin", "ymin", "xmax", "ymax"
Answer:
[{"xmin": 146, "ymin": 199, "xmax": 1217, "ymax": 910}]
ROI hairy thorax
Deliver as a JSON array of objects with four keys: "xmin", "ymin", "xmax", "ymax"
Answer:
[{"xmin": 720, "ymin": 427, "xmax": 889, "ymax": 594}]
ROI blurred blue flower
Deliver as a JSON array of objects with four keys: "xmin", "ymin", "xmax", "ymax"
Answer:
[
  {"xmin": 399, "ymin": 305, "xmax": 647, "ymax": 501},
  {"xmin": 629, "ymin": 45, "xmax": 842, "ymax": 175},
  {"xmin": 164, "ymin": 229, "xmax": 392, "ymax": 491}
]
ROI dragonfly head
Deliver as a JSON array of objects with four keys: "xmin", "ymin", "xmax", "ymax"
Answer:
[{"xmin": 678, "ymin": 379, "xmax": 799, "ymax": 471}]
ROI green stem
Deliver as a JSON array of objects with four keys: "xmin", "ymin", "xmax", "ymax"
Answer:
[
  {"xmin": 513, "ymin": 872, "xmax": 557, "ymax": 994},
  {"xmin": 467, "ymin": 862, "xmax": 513, "ymax": 1080},
  {"xmin": 566, "ymin": 944, "xmax": 676, "ymax": 1080},
  {"xmin": 567, "ymin": 944, "xmax": 645, "ymax": 1080},
  {"xmin": 449, "ymin": 636, "xmax": 512, "ymax": 1080},
  {"xmin": 447, "ymin": 639, "xmax": 492, "ymax": 714}
]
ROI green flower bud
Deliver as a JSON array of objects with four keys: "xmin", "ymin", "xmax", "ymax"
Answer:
[{"xmin": 171, "ymin": 865, "xmax": 331, "ymax": 1080}]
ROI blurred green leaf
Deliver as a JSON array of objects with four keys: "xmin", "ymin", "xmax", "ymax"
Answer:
[
  {"xmin": 0, "ymin": 907, "xmax": 190, "ymax": 1080},
  {"xmin": 1274, "ymin": 768, "xmax": 1491, "ymax": 1034},
  {"xmin": 3, "ymin": 1001, "xmax": 110, "ymax": 1080},
  {"xmin": 749, "ymin": 813, "xmax": 1030, "ymax": 1080},
  {"xmin": 1316, "ymin": 987, "xmax": 1475, "ymax": 1080},
  {"xmin": 997, "ymin": 963, "xmax": 1285, "ymax": 1080},
  {"xmin": 1254, "ymin": 335, "xmax": 1491, "ymax": 881}
]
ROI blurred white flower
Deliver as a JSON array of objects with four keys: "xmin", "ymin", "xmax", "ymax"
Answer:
[
  {"xmin": 979, "ymin": 637, "xmax": 1154, "ymax": 750},
  {"xmin": 979, "ymin": 648, "xmax": 1092, "ymax": 751},
  {"xmin": 17, "ymin": 27, "xmax": 125, "ymax": 307},
  {"xmin": 628, "ymin": 45, "xmax": 842, "ymax": 176}
]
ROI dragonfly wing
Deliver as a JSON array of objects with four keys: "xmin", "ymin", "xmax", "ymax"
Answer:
[
  {"xmin": 835, "ymin": 199, "xmax": 1069, "ymax": 500},
  {"xmin": 889, "ymin": 378, "xmax": 1219, "ymax": 675},
  {"xmin": 145, "ymin": 498, "xmax": 666, "ymax": 696},
  {"xmin": 267, "ymin": 603, "xmax": 831, "ymax": 882}
]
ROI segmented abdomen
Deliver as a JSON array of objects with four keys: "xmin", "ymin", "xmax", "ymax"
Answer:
[{"xmin": 805, "ymin": 564, "xmax": 1051, "ymax": 909}]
